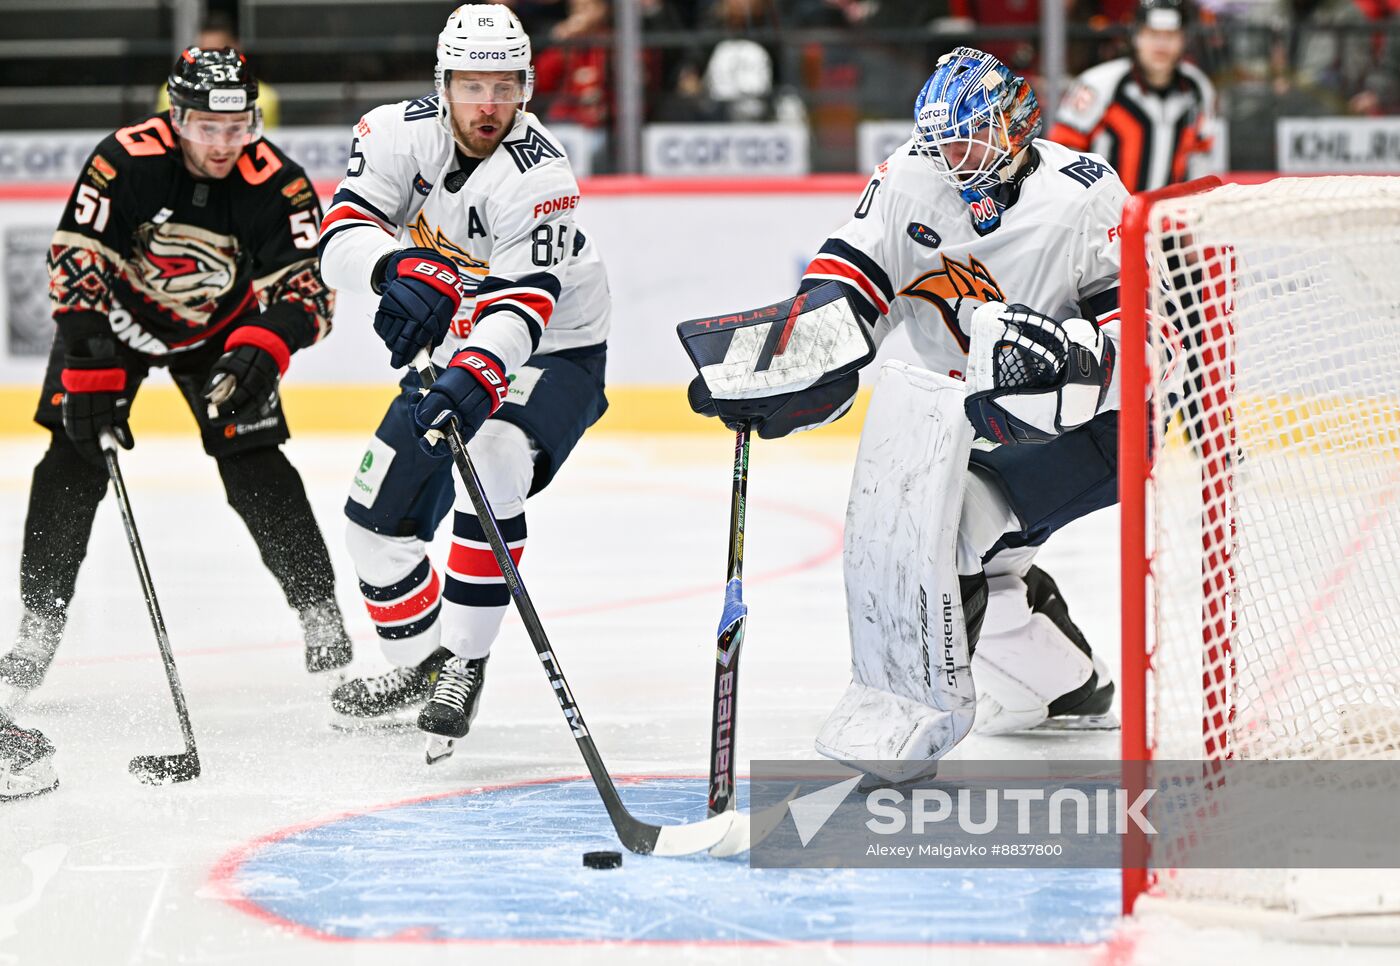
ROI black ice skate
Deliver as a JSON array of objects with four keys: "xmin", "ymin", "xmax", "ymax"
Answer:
[
  {"xmin": 0, "ymin": 719, "xmax": 58, "ymax": 800},
  {"xmin": 1027, "ymin": 567, "xmax": 1119, "ymax": 733},
  {"xmin": 0, "ymin": 611, "xmax": 64, "ymax": 700},
  {"xmin": 418, "ymin": 655, "xmax": 488, "ymax": 765},
  {"xmin": 299, "ymin": 600, "xmax": 354, "ymax": 674},
  {"xmin": 330, "ymin": 648, "xmax": 451, "ymax": 719}
]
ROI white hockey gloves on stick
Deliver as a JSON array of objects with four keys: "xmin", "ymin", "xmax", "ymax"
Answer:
[
  {"xmin": 678, "ymin": 282, "xmax": 874, "ymax": 439},
  {"xmin": 964, "ymin": 301, "xmax": 1115, "ymax": 445}
]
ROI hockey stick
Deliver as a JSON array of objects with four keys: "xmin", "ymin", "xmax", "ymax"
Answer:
[
  {"xmin": 708, "ymin": 424, "xmax": 750, "ymax": 816},
  {"xmin": 99, "ymin": 431, "xmax": 201, "ymax": 785},
  {"xmin": 413, "ymin": 354, "xmax": 737, "ymax": 856}
]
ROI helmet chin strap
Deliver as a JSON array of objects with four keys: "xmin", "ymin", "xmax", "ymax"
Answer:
[{"xmin": 959, "ymin": 147, "xmax": 1033, "ymax": 234}]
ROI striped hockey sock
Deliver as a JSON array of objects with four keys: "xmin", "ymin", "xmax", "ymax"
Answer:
[
  {"xmin": 360, "ymin": 556, "xmax": 443, "ymax": 655},
  {"xmin": 442, "ymin": 509, "xmax": 526, "ymax": 660}
]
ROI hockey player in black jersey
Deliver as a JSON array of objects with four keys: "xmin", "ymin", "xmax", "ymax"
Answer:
[{"xmin": 0, "ymin": 47, "xmax": 352, "ymax": 699}]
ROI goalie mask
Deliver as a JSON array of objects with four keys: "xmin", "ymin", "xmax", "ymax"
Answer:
[
  {"xmin": 167, "ymin": 46, "xmax": 262, "ymax": 146},
  {"xmin": 913, "ymin": 47, "xmax": 1042, "ymax": 232},
  {"xmin": 435, "ymin": 2, "xmax": 534, "ymax": 134}
]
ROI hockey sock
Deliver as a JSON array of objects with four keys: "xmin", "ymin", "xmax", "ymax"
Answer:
[
  {"xmin": 441, "ymin": 509, "xmax": 525, "ymax": 660},
  {"xmin": 360, "ymin": 557, "xmax": 444, "ymax": 660},
  {"xmin": 20, "ymin": 432, "xmax": 108, "ymax": 624},
  {"xmin": 217, "ymin": 447, "xmax": 336, "ymax": 610}
]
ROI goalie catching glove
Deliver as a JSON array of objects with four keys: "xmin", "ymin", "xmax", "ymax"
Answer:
[{"xmin": 963, "ymin": 301, "xmax": 1115, "ymax": 445}]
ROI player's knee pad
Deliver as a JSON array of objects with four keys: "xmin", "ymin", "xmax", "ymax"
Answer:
[
  {"xmin": 458, "ymin": 420, "xmax": 535, "ymax": 519},
  {"xmin": 972, "ymin": 569, "xmax": 1095, "ymax": 735},
  {"xmin": 344, "ymin": 519, "xmax": 428, "ymax": 587}
]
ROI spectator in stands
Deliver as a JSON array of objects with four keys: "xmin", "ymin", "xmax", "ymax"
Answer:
[
  {"xmin": 1274, "ymin": 0, "xmax": 1399, "ymax": 114},
  {"xmin": 653, "ymin": 0, "xmax": 806, "ymax": 123},
  {"xmin": 1049, "ymin": 0, "xmax": 1219, "ymax": 191},
  {"xmin": 156, "ymin": 14, "xmax": 282, "ymax": 128}
]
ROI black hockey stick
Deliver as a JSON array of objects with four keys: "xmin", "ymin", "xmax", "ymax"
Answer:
[
  {"xmin": 99, "ymin": 432, "xmax": 201, "ymax": 785},
  {"xmin": 413, "ymin": 354, "xmax": 737, "ymax": 855},
  {"xmin": 708, "ymin": 424, "xmax": 750, "ymax": 816}
]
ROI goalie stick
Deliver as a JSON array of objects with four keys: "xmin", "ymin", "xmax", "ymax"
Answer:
[
  {"xmin": 412, "ymin": 353, "xmax": 742, "ymax": 856},
  {"xmin": 100, "ymin": 431, "xmax": 201, "ymax": 785},
  {"xmin": 708, "ymin": 424, "xmax": 750, "ymax": 816}
]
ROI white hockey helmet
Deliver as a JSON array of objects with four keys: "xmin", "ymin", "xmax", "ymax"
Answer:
[{"xmin": 435, "ymin": 3, "xmax": 534, "ymax": 127}]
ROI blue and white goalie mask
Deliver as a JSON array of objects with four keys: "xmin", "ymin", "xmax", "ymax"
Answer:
[{"xmin": 912, "ymin": 47, "xmax": 1043, "ymax": 193}]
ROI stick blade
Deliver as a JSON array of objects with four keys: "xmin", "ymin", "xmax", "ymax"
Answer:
[
  {"xmin": 129, "ymin": 752, "xmax": 200, "ymax": 785},
  {"xmin": 646, "ymin": 810, "xmax": 739, "ymax": 857},
  {"xmin": 709, "ymin": 788, "xmax": 799, "ymax": 857}
]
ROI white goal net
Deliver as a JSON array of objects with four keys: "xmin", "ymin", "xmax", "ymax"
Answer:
[{"xmin": 1127, "ymin": 176, "xmax": 1400, "ymax": 935}]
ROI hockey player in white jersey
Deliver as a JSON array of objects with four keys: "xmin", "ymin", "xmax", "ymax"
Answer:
[
  {"xmin": 318, "ymin": 5, "xmax": 609, "ymax": 761},
  {"xmin": 693, "ymin": 47, "xmax": 1123, "ymax": 771}
]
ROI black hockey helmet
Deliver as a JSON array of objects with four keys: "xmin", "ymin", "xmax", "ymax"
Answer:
[
  {"xmin": 1134, "ymin": 0, "xmax": 1191, "ymax": 31},
  {"xmin": 167, "ymin": 46, "xmax": 259, "ymax": 114}
]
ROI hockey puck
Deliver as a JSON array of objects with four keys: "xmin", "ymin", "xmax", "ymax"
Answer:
[{"xmin": 582, "ymin": 850, "xmax": 623, "ymax": 870}]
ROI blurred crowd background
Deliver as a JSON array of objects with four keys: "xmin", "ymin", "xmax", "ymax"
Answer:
[{"xmin": 2, "ymin": 0, "xmax": 1397, "ymax": 172}]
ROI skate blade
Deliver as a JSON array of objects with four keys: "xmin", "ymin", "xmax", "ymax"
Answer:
[
  {"xmin": 424, "ymin": 735, "xmax": 456, "ymax": 765},
  {"xmin": 1025, "ymin": 712, "xmax": 1121, "ymax": 733},
  {"xmin": 0, "ymin": 762, "xmax": 59, "ymax": 800}
]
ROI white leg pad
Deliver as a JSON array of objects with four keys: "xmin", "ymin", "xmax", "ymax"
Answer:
[
  {"xmin": 972, "ymin": 574, "xmax": 1094, "ymax": 735},
  {"xmin": 814, "ymin": 361, "xmax": 976, "ymax": 780}
]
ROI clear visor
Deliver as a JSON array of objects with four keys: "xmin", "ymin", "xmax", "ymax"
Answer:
[
  {"xmin": 441, "ymin": 71, "xmax": 526, "ymax": 105},
  {"xmin": 915, "ymin": 106, "xmax": 1012, "ymax": 191},
  {"xmin": 175, "ymin": 108, "xmax": 262, "ymax": 147}
]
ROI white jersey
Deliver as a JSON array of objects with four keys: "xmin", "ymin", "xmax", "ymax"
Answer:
[
  {"xmin": 801, "ymin": 138, "xmax": 1127, "ymax": 410},
  {"xmin": 318, "ymin": 95, "xmax": 609, "ymax": 373}
]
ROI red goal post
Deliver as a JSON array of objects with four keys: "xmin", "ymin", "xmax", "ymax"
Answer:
[{"xmin": 1118, "ymin": 176, "xmax": 1222, "ymax": 914}]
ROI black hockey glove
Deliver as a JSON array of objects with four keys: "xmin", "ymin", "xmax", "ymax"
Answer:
[
  {"xmin": 59, "ymin": 329, "xmax": 132, "ymax": 465},
  {"xmin": 374, "ymin": 248, "xmax": 469, "ymax": 369},
  {"xmin": 412, "ymin": 348, "xmax": 508, "ymax": 457},
  {"xmin": 202, "ymin": 327, "xmax": 289, "ymax": 423},
  {"xmin": 688, "ymin": 371, "xmax": 860, "ymax": 440}
]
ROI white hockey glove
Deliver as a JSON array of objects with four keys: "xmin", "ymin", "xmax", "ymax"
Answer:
[{"xmin": 963, "ymin": 301, "xmax": 1115, "ymax": 445}]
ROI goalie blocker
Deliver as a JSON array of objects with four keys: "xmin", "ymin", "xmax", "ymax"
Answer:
[{"xmin": 678, "ymin": 282, "xmax": 874, "ymax": 439}]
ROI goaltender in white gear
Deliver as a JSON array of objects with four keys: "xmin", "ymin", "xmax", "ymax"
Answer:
[{"xmin": 775, "ymin": 48, "xmax": 1127, "ymax": 775}]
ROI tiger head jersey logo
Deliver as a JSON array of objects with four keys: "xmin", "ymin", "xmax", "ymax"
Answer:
[
  {"xmin": 407, "ymin": 212, "xmax": 489, "ymax": 285},
  {"xmin": 900, "ymin": 254, "xmax": 1006, "ymax": 351},
  {"xmin": 129, "ymin": 222, "xmax": 240, "ymax": 323}
]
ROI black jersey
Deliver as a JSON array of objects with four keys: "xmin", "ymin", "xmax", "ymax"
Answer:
[{"xmin": 47, "ymin": 113, "xmax": 333, "ymax": 357}]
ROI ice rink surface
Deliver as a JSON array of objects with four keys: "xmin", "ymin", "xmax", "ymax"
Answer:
[{"xmin": 0, "ymin": 431, "xmax": 1390, "ymax": 965}]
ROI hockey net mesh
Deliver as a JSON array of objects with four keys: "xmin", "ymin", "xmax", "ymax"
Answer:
[{"xmin": 1141, "ymin": 177, "xmax": 1400, "ymax": 916}]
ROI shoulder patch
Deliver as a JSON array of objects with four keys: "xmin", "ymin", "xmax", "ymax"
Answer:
[
  {"xmin": 1059, "ymin": 155, "xmax": 1112, "ymax": 189},
  {"xmin": 404, "ymin": 94, "xmax": 440, "ymax": 122},
  {"xmin": 504, "ymin": 127, "xmax": 563, "ymax": 173},
  {"xmin": 906, "ymin": 222, "xmax": 940, "ymax": 248},
  {"xmin": 413, "ymin": 173, "xmax": 433, "ymax": 196}
]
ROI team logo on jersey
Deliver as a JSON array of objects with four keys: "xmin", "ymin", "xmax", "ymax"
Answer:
[
  {"xmin": 1060, "ymin": 155, "xmax": 1112, "ymax": 189},
  {"xmin": 131, "ymin": 222, "xmax": 238, "ymax": 322},
  {"xmin": 403, "ymin": 94, "xmax": 439, "ymax": 122},
  {"xmin": 906, "ymin": 223, "xmax": 941, "ymax": 249},
  {"xmin": 504, "ymin": 128, "xmax": 564, "ymax": 174},
  {"xmin": 407, "ymin": 212, "xmax": 489, "ymax": 284},
  {"xmin": 899, "ymin": 254, "xmax": 1006, "ymax": 351}
]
